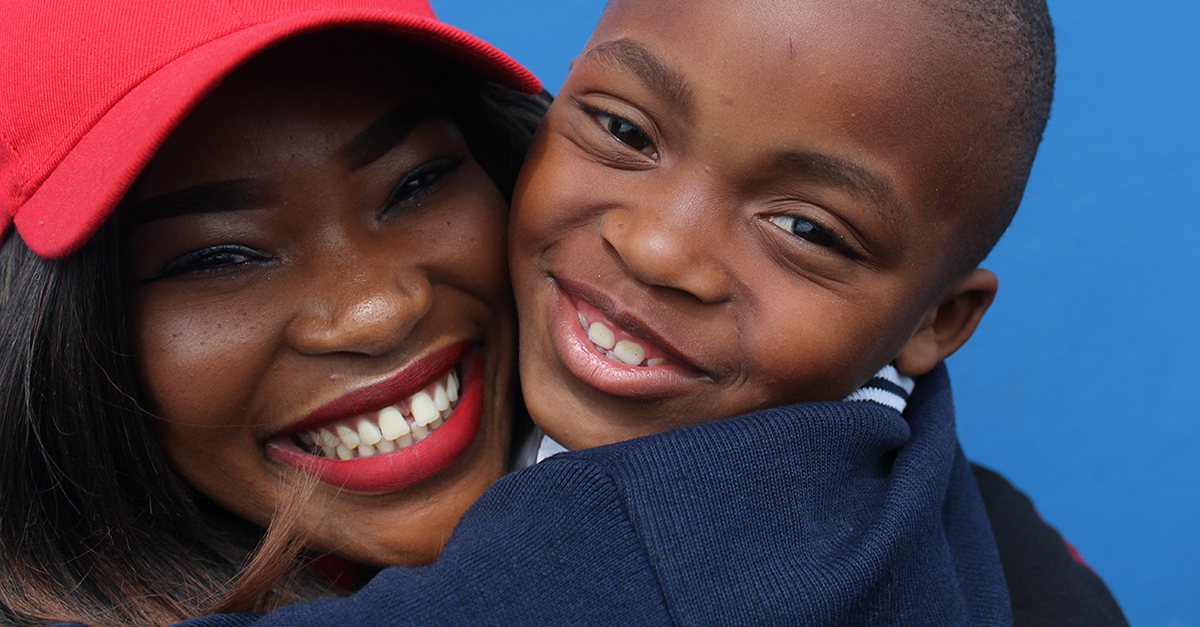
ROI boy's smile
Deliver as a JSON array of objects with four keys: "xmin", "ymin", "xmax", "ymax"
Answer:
[{"xmin": 511, "ymin": 0, "xmax": 999, "ymax": 449}]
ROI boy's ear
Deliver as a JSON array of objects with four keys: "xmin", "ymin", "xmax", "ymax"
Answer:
[{"xmin": 894, "ymin": 268, "xmax": 998, "ymax": 378}]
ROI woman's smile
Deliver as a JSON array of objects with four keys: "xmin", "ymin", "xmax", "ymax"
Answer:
[
  {"xmin": 121, "ymin": 35, "xmax": 517, "ymax": 567},
  {"xmin": 266, "ymin": 344, "xmax": 487, "ymax": 493}
]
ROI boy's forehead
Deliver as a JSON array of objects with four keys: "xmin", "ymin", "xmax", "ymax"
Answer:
[
  {"xmin": 591, "ymin": 0, "xmax": 979, "ymax": 116},
  {"xmin": 586, "ymin": 0, "xmax": 1002, "ymax": 241}
]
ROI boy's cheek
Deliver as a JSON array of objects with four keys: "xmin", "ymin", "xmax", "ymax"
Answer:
[{"xmin": 511, "ymin": 136, "xmax": 599, "ymax": 253}]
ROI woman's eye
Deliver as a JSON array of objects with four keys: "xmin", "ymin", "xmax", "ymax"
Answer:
[
  {"xmin": 384, "ymin": 156, "xmax": 464, "ymax": 213},
  {"xmin": 768, "ymin": 215, "xmax": 842, "ymax": 250},
  {"xmin": 593, "ymin": 111, "xmax": 659, "ymax": 159},
  {"xmin": 157, "ymin": 244, "xmax": 271, "ymax": 279}
]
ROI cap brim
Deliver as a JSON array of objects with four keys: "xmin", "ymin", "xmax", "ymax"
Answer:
[{"xmin": 14, "ymin": 8, "xmax": 540, "ymax": 258}]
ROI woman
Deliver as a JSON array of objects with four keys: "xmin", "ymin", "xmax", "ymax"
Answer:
[{"xmin": 0, "ymin": 0, "xmax": 545, "ymax": 623}]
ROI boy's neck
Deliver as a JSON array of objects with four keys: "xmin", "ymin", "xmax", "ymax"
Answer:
[{"xmin": 518, "ymin": 364, "xmax": 915, "ymax": 467}]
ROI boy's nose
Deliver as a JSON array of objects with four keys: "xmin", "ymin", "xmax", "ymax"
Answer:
[
  {"xmin": 285, "ymin": 254, "xmax": 430, "ymax": 357},
  {"xmin": 599, "ymin": 202, "xmax": 732, "ymax": 304}
]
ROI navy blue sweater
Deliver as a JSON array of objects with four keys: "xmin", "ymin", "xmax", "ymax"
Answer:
[{"xmin": 184, "ymin": 363, "xmax": 1016, "ymax": 626}]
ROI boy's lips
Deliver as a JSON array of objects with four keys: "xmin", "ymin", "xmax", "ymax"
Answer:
[
  {"xmin": 266, "ymin": 343, "xmax": 485, "ymax": 493},
  {"xmin": 549, "ymin": 278, "xmax": 707, "ymax": 398}
]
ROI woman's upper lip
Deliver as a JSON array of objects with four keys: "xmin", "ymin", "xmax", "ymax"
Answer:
[
  {"xmin": 284, "ymin": 342, "xmax": 471, "ymax": 434},
  {"xmin": 553, "ymin": 275, "xmax": 710, "ymax": 377}
]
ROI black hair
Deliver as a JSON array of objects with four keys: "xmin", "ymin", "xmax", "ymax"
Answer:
[
  {"xmin": 921, "ymin": 0, "xmax": 1056, "ymax": 272},
  {"xmin": 0, "ymin": 40, "xmax": 549, "ymax": 626}
]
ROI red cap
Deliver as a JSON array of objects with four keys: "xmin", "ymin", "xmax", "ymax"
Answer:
[{"xmin": 0, "ymin": 0, "xmax": 541, "ymax": 259}]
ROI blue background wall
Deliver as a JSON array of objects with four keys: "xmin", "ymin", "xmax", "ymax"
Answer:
[{"xmin": 431, "ymin": 1, "xmax": 1200, "ymax": 624}]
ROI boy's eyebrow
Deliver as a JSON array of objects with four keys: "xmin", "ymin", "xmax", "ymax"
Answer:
[
  {"xmin": 126, "ymin": 179, "xmax": 271, "ymax": 228},
  {"xmin": 774, "ymin": 150, "xmax": 903, "ymax": 221},
  {"xmin": 583, "ymin": 38, "xmax": 693, "ymax": 112},
  {"xmin": 338, "ymin": 99, "xmax": 447, "ymax": 172}
]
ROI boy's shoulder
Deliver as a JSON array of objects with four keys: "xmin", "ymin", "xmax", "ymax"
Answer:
[{"xmin": 971, "ymin": 464, "xmax": 1130, "ymax": 627}]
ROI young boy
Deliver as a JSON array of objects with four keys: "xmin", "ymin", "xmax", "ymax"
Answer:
[
  {"xmin": 509, "ymin": 0, "xmax": 1029, "ymax": 451},
  {"xmin": 242, "ymin": 0, "xmax": 1126, "ymax": 625}
]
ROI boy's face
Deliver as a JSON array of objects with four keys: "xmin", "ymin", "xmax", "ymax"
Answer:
[{"xmin": 511, "ymin": 0, "xmax": 998, "ymax": 449}]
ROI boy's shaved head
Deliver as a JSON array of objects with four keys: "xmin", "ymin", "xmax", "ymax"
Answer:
[{"xmin": 917, "ymin": 0, "xmax": 1056, "ymax": 269}]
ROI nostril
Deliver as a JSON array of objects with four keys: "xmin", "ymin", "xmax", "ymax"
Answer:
[
  {"xmin": 288, "ymin": 281, "xmax": 429, "ymax": 357},
  {"xmin": 600, "ymin": 210, "xmax": 732, "ymax": 304}
]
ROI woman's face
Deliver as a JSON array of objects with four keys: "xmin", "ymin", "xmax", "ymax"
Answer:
[{"xmin": 122, "ymin": 37, "xmax": 516, "ymax": 566}]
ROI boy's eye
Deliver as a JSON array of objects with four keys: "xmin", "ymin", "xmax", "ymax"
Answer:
[
  {"xmin": 591, "ymin": 110, "xmax": 659, "ymax": 159},
  {"xmin": 383, "ymin": 156, "xmax": 465, "ymax": 214},
  {"xmin": 156, "ymin": 244, "xmax": 273, "ymax": 280},
  {"xmin": 767, "ymin": 215, "xmax": 843, "ymax": 250}
]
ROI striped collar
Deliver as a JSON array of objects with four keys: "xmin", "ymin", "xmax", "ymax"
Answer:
[{"xmin": 518, "ymin": 364, "xmax": 915, "ymax": 468}]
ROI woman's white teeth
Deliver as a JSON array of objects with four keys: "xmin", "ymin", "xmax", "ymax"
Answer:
[
  {"xmin": 446, "ymin": 370, "xmax": 459, "ymax": 402},
  {"xmin": 580, "ymin": 316, "xmax": 666, "ymax": 368},
  {"xmin": 336, "ymin": 425, "xmax": 360, "ymax": 449},
  {"xmin": 433, "ymin": 386, "xmax": 450, "ymax": 412},
  {"xmin": 294, "ymin": 368, "xmax": 460, "ymax": 461},
  {"xmin": 357, "ymin": 419, "xmax": 382, "ymax": 446},
  {"xmin": 379, "ymin": 406, "xmax": 409, "ymax": 440},
  {"xmin": 411, "ymin": 391, "xmax": 439, "ymax": 427}
]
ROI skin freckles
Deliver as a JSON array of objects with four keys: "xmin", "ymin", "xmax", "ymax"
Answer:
[
  {"xmin": 123, "ymin": 37, "xmax": 516, "ymax": 567},
  {"xmin": 510, "ymin": 0, "xmax": 1000, "ymax": 450}
]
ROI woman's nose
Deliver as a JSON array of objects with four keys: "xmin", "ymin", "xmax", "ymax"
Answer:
[
  {"xmin": 285, "ymin": 255, "xmax": 430, "ymax": 357},
  {"xmin": 599, "ymin": 199, "xmax": 733, "ymax": 304}
]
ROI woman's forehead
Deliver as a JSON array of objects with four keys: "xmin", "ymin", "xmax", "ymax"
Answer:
[{"xmin": 129, "ymin": 40, "xmax": 446, "ymax": 203}]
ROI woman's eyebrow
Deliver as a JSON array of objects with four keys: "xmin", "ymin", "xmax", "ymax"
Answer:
[
  {"xmin": 338, "ymin": 100, "xmax": 446, "ymax": 172},
  {"xmin": 582, "ymin": 38, "xmax": 693, "ymax": 113},
  {"xmin": 126, "ymin": 179, "xmax": 270, "ymax": 228}
]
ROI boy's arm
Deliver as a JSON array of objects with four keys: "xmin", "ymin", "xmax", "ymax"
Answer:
[
  {"xmin": 222, "ymin": 460, "xmax": 674, "ymax": 627},
  {"xmin": 971, "ymin": 464, "xmax": 1129, "ymax": 627}
]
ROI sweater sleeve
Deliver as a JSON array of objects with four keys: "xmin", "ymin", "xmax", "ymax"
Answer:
[{"xmin": 236, "ymin": 459, "xmax": 674, "ymax": 627}]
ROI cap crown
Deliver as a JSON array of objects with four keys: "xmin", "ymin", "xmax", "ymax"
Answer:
[{"xmin": 0, "ymin": 0, "xmax": 537, "ymax": 257}]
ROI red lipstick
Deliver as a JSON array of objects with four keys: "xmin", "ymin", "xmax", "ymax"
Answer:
[{"xmin": 266, "ymin": 344, "xmax": 484, "ymax": 493}]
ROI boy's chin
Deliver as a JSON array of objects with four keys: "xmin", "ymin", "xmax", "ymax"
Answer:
[{"xmin": 520, "ymin": 370, "xmax": 705, "ymax": 450}]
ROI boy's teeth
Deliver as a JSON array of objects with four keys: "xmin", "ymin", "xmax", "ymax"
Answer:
[
  {"xmin": 613, "ymin": 340, "xmax": 645, "ymax": 366},
  {"xmin": 580, "ymin": 317, "xmax": 669, "ymax": 369},
  {"xmin": 588, "ymin": 322, "xmax": 617, "ymax": 350},
  {"xmin": 293, "ymin": 367, "xmax": 461, "ymax": 461},
  {"xmin": 578, "ymin": 311, "xmax": 589, "ymax": 329}
]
